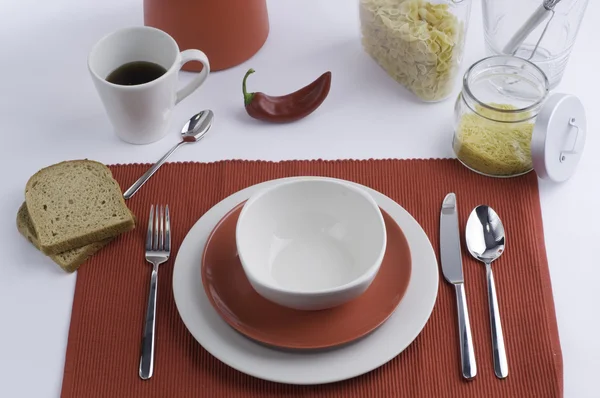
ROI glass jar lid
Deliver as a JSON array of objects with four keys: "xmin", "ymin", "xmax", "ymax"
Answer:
[{"xmin": 531, "ymin": 93, "xmax": 587, "ymax": 182}]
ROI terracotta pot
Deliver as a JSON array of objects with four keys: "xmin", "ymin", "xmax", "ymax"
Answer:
[{"xmin": 143, "ymin": 0, "xmax": 269, "ymax": 72}]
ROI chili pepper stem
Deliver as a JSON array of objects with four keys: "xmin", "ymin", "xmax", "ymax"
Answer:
[{"xmin": 242, "ymin": 68, "xmax": 256, "ymax": 106}]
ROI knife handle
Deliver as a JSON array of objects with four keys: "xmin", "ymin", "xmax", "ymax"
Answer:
[{"xmin": 455, "ymin": 282, "xmax": 477, "ymax": 380}]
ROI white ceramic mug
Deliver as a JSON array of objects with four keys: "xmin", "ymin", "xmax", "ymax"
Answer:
[{"xmin": 88, "ymin": 26, "xmax": 210, "ymax": 144}]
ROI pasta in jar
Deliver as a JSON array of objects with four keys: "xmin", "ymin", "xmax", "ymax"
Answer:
[
  {"xmin": 452, "ymin": 56, "xmax": 552, "ymax": 178},
  {"xmin": 454, "ymin": 104, "xmax": 535, "ymax": 176},
  {"xmin": 359, "ymin": 0, "xmax": 470, "ymax": 102}
]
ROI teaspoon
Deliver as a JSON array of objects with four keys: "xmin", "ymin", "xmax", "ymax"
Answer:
[
  {"xmin": 123, "ymin": 110, "xmax": 214, "ymax": 200},
  {"xmin": 465, "ymin": 205, "xmax": 509, "ymax": 379}
]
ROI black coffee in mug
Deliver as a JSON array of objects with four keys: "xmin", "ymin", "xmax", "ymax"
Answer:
[{"xmin": 106, "ymin": 61, "xmax": 167, "ymax": 86}]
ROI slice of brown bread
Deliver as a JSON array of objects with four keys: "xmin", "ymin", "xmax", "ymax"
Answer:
[
  {"xmin": 16, "ymin": 202, "xmax": 113, "ymax": 273},
  {"xmin": 25, "ymin": 160, "xmax": 135, "ymax": 255}
]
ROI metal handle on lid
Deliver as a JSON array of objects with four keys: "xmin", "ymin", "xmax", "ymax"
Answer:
[{"xmin": 560, "ymin": 118, "xmax": 584, "ymax": 162}]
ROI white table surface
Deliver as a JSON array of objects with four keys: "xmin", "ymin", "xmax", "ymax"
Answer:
[{"xmin": 1, "ymin": 0, "xmax": 598, "ymax": 396}]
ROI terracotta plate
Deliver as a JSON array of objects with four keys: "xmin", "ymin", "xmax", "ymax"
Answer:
[{"xmin": 201, "ymin": 202, "xmax": 412, "ymax": 350}]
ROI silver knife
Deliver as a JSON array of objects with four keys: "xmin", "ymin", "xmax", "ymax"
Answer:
[{"xmin": 440, "ymin": 193, "xmax": 477, "ymax": 380}]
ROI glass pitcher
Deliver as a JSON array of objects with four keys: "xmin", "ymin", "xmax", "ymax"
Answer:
[
  {"xmin": 359, "ymin": 0, "xmax": 472, "ymax": 102},
  {"xmin": 482, "ymin": 0, "xmax": 590, "ymax": 89}
]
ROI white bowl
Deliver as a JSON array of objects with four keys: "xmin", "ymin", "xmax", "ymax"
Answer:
[{"xmin": 235, "ymin": 178, "xmax": 387, "ymax": 311}]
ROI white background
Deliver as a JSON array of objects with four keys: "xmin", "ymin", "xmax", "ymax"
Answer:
[{"xmin": 1, "ymin": 0, "xmax": 598, "ymax": 396}]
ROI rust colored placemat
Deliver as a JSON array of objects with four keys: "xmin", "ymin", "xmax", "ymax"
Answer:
[{"xmin": 61, "ymin": 159, "xmax": 562, "ymax": 398}]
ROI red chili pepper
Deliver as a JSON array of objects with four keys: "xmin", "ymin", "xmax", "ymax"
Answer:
[{"xmin": 242, "ymin": 68, "xmax": 332, "ymax": 123}]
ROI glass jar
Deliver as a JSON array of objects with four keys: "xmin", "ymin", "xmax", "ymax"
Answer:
[
  {"xmin": 359, "ymin": 0, "xmax": 472, "ymax": 102},
  {"xmin": 482, "ymin": 0, "xmax": 590, "ymax": 89},
  {"xmin": 453, "ymin": 55, "xmax": 586, "ymax": 180}
]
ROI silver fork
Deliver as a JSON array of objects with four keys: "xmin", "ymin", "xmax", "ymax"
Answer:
[{"xmin": 139, "ymin": 204, "xmax": 171, "ymax": 380}]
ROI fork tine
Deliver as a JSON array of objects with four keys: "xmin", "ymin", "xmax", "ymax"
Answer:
[
  {"xmin": 146, "ymin": 205, "xmax": 154, "ymax": 251},
  {"xmin": 159, "ymin": 205, "xmax": 165, "ymax": 251},
  {"xmin": 154, "ymin": 204, "xmax": 159, "ymax": 251},
  {"xmin": 165, "ymin": 205, "xmax": 171, "ymax": 252}
]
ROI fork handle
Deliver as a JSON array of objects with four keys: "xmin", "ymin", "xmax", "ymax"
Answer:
[{"xmin": 139, "ymin": 265, "xmax": 158, "ymax": 380}]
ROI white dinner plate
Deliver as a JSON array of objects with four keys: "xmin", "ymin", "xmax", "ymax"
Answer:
[{"xmin": 172, "ymin": 177, "xmax": 439, "ymax": 385}]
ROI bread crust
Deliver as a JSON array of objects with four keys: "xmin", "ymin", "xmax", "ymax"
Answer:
[{"xmin": 16, "ymin": 202, "xmax": 113, "ymax": 272}]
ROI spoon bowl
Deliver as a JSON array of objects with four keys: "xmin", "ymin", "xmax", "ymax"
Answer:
[
  {"xmin": 465, "ymin": 205, "xmax": 508, "ymax": 379},
  {"xmin": 182, "ymin": 110, "xmax": 214, "ymax": 142},
  {"xmin": 465, "ymin": 205, "xmax": 505, "ymax": 264}
]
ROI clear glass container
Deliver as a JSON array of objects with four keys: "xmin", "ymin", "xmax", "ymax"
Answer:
[
  {"xmin": 453, "ymin": 56, "xmax": 550, "ymax": 178},
  {"xmin": 482, "ymin": 0, "xmax": 590, "ymax": 89},
  {"xmin": 359, "ymin": 0, "xmax": 472, "ymax": 102}
]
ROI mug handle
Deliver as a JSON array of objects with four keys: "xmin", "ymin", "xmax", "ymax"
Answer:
[{"xmin": 175, "ymin": 49, "xmax": 210, "ymax": 105}]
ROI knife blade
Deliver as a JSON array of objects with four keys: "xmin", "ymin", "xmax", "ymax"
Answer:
[{"xmin": 440, "ymin": 193, "xmax": 477, "ymax": 380}]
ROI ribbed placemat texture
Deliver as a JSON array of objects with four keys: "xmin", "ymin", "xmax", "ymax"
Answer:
[{"xmin": 61, "ymin": 159, "xmax": 562, "ymax": 398}]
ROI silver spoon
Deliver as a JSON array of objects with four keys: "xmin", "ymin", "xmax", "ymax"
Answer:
[
  {"xmin": 123, "ymin": 110, "xmax": 214, "ymax": 200},
  {"xmin": 465, "ymin": 205, "xmax": 509, "ymax": 379}
]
